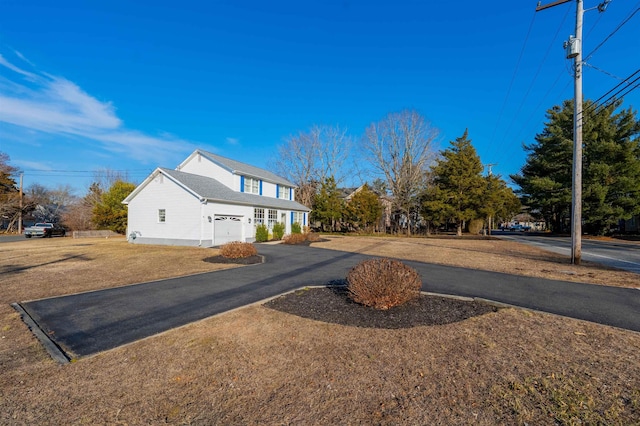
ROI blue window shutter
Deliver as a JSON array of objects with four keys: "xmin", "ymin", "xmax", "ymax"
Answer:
[
  {"xmin": 240, "ymin": 176, "xmax": 245, "ymax": 193},
  {"xmin": 290, "ymin": 212, "xmax": 293, "ymax": 224},
  {"xmin": 303, "ymin": 212, "xmax": 307, "ymax": 226},
  {"xmin": 289, "ymin": 187, "xmax": 292, "ymax": 200},
  {"xmin": 259, "ymin": 180, "xmax": 263, "ymax": 195},
  {"xmin": 276, "ymin": 184, "xmax": 279, "ymax": 198}
]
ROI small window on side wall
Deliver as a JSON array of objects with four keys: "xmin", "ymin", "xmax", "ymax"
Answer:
[{"xmin": 158, "ymin": 209, "xmax": 166, "ymax": 223}]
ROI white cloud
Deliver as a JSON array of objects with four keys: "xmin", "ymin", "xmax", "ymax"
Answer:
[
  {"xmin": 14, "ymin": 160, "xmax": 53, "ymax": 171},
  {"xmin": 226, "ymin": 137, "xmax": 239, "ymax": 145},
  {"xmin": 0, "ymin": 52, "xmax": 195, "ymax": 164},
  {"xmin": 0, "ymin": 53, "xmax": 37, "ymax": 80}
]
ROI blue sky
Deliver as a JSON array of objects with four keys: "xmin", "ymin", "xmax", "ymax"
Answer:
[{"xmin": 1, "ymin": 0, "xmax": 638, "ymax": 194}]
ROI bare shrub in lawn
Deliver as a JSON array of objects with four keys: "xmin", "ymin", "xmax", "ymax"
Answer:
[
  {"xmin": 220, "ymin": 241, "xmax": 257, "ymax": 259},
  {"xmin": 347, "ymin": 258, "xmax": 422, "ymax": 310},
  {"xmin": 282, "ymin": 233, "xmax": 307, "ymax": 245}
]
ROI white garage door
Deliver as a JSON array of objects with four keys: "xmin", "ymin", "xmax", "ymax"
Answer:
[{"xmin": 214, "ymin": 216, "xmax": 243, "ymax": 245}]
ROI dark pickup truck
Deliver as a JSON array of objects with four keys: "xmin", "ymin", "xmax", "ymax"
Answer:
[{"xmin": 24, "ymin": 223, "xmax": 66, "ymax": 238}]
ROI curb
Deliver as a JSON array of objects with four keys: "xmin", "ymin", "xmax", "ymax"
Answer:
[{"xmin": 11, "ymin": 303, "xmax": 71, "ymax": 364}]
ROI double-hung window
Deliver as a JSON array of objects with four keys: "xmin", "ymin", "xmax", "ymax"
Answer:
[
  {"xmin": 293, "ymin": 211, "xmax": 304, "ymax": 226},
  {"xmin": 277, "ymin": 185, "xmax": 288, "ymax": 199},
  {"xmin": 244, "ymin": 177, "xmax": 260, "ymax": 194},
  {"xmin": 158, "ymin": 209, "xmax": 166, "ymax": 223}
]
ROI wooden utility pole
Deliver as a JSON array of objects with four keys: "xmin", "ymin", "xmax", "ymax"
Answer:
[
  {"xmin": 536, "ymin": 0, "xmax": 583, "ymax": 264},
  {"xmin": 572, "ymin": 0, "xmax": 584, "ymax": 265}
]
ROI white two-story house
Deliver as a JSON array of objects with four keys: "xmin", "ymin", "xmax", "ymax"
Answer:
[{"xmin": 123, "ymin": 149, "xmax": 310, "ymax": 246}]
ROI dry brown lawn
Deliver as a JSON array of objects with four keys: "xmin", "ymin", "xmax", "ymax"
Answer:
[{"xmin": 1, "ymin": 235, "xmax": 639, "ymax": 425}]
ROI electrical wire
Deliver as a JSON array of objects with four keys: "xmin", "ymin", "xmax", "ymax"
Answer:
[
  {"xmin": 584, "ymin": 68, "xmax": 640, "ymax": 115},
  {"xmin": 489, "ymin": 3, "xmax": 572, "ymax": 169},
  {"xmin": 496, "ymin": 5, "xmax": 572, "ymax": 151},
  {"xmin": 488, "ymin": 9, "xmax": 538, "ymax": 148},
  {"xmin": 583, "ymin": 3, "xmax": 640, "ymax": 62}
]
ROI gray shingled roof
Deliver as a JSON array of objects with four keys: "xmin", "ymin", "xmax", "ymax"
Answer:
[
  {"xmin": 161, "ymin": 168, "xmax": 310, "ymax": 211},
  {"xmin": 198, "ymin": 150, "xmax": 294, "ymax": 187}
]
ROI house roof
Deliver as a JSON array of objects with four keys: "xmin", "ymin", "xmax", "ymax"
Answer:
[
  {"xmin": 124, "ymin": 168, "xmax": 310, "ymax": 212},
  {"xmin": 191, "ymin": 149, "xmax": 295, "ymax": 187}
]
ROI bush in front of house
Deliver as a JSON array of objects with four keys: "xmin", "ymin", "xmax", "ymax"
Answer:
[
  {"xmin": 282, "ymin": 233, "xmax": 307, "ymax": 245},
  {"xmin": 255, "ymin": 224, "xmax": 269, "ymax": 242},
  {"xmin": 291, "ymin": 222, "xmax": 302, "ymax": 234},
  {"xmin": 272, "ymin": 222, "xmax": 285, "ymax": 240},
  {"xmin": 220, "ymin": 241, "xmax": 258, "ymax": 259},
  {"xmin": 346, "ymin": 258, "xmax": 421, "ymax": 310}
]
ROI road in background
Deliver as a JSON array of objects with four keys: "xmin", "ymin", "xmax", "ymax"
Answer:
[
  {"xmin": 0, "ymin": 235, "xmax": 26, "ymax": 243},
  {"xmin": 494, "ymin": 231, "xmax": 640, "ymax": 274}
]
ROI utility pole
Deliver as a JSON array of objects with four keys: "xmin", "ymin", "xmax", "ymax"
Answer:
[
  {"xmin": 485, "ymin": 163, "xmax": 497, "ymax": 176},
  {"xmin": 536, "ymin": 0, "xmax": 609, "ymax": 264},
  {"xmin": 572, "ymin": 0, "xmax": 584, "ymax": 265}
]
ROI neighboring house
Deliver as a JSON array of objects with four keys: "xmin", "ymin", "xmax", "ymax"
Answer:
[
  {"xmin": 340, "ymin": 184, "xmax": 393, "ymax": 232},
  {"xmin": 507, "ymin": 212, "xmax": 545, "ymax": 231},
  {"xmin": 123, "ymin": 149, "xmax": 311, "ymax": 246}
]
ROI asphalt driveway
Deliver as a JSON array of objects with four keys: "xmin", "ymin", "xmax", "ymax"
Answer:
[{"xmin": 16, "ymin": 243, "xmax": 640, "ymax": 361}]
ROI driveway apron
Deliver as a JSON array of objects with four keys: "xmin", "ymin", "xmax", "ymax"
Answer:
[{"xmin": 17, "ymin": 244, "xmax": 640, "ymax": 360}]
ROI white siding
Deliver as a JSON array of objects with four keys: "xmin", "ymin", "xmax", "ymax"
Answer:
[
  {"xmin": 127, "ymin": 174, "xmax": 203, "ymax": 243},
  {"xmin": 178, "ymin": 153, "xmax": 235, "ymax": 189},
  {"xmin": 261, "ymin": 181, "xmax": 276, "ymax": 199}
]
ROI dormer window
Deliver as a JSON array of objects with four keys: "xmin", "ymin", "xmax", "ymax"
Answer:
[
  {"xmin": 277, "ymin": 185, "xmax": 288, "ymax": 199},
  {"xmin": 243, "ymin": 177, "xmax": 260, "ymax": 194}
]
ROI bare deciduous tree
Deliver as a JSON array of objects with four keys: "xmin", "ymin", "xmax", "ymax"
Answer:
[
  {"xmin": 271, "ymin": 125, "xmax": 352, "ymax": 208},
  {"xmin": 0, "ymin": 152, "xmax": 20, "ymax": 232},
  {"xmin": 362, "ymin": 110, "xmax": 438, "ymax": 235}
]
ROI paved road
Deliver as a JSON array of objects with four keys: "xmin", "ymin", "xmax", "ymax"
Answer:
[
  {"xmin": 0, "ymin": 235, "xmax": 26, "ymax": 243},
  {"xmin": 17, "ymin": 244, "xmax": 640, "ymax": 361},
  {"xmin": 495, "ymin": 231, "xmax": 640, "ymax": 273}
]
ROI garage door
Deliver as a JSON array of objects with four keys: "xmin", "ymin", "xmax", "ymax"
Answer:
[{"xmin": 214, "ymin": 216, "xmax": 243, "ymax": 245}]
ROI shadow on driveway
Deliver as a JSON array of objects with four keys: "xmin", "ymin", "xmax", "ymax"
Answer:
[{"xmin": 15, "ymin": 244, "xmax": 640, "ymax": 362}]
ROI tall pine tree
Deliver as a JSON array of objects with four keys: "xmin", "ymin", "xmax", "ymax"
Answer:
[
  {"xmin": 311, "ymin": 177, "xmax": 344, "ymax": 232},
  {"xmin": 512, "ymin": 99, "xmax": 640, "ymax": 234},
  {"xmin": 426, "ymin": 130, "xmax": 485, "ymax": 236}
]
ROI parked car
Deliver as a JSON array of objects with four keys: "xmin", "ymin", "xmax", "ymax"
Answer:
[
  {"xmin": 508, "ymin": 224, "xmax": 531, "ymax": 232},
  {"xmin": 24, "ymin": 223, "xmax": 66, "ymax": 238}
]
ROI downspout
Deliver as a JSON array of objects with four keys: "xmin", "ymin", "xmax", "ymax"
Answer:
[{"xmin": 199, "ymin": 199, "xmax": 206, "ymax": 247}]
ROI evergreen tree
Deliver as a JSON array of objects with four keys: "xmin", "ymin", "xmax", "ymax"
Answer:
[
  {"xmin": 420, "ymin": 175, "xmax": 449, "ymax": 234},
  {"xmin": 345, "ymin": 184, "xmax": 382, "ymax": 232},
  {"xmin": 480, "ymin": 174, "xmax": 521, "ymax": 234},
  {"xmin": 512, "ymin": 100, "xmax": 640, "ymax": 234},
  {"xmin": 427, "ymin": 129, "xmax": 485, "ymax": 236},
  {"xmin": 311, "ymin": 177, "xmax": 343, "ymax": 232},
  {"xmin": 93, "ymin": 180, "xmax": 136, "ymax": 234}
]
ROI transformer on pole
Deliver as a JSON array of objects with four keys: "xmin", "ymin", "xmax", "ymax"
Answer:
[{"xmin": 535, "ymin": 0, "xmax": 610, "ymax": 265}]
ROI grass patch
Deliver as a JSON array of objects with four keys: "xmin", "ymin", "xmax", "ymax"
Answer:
[{"xmin": 0, "ymin": 236, "xmax": 638, "ymax": 424}]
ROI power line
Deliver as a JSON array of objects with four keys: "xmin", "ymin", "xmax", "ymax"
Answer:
[
  {"xmin": 20, "ymin": 169, "xmax": 152, "ymax": 173},
  {"xmin": 583, "ymin": 3, "xmax": 640, "ymax": 62},
  {"xmin": 489, "ymin": 9, "xmax": 538, "ymax": 147},
  {"xmin": 496, "ymin": 5, "xmax": 572, "ymax": 152},
  {"xmin": 584, "ymin": 68, "xmax": 640, "ymax": 114}
]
